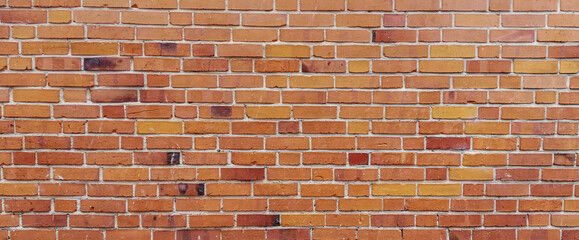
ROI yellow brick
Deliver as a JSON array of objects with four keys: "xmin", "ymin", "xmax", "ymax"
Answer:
[
  {"xmin": 552, "ymin": 215, "xmax": 579, "ymax": 227},
  {"xmin": 536, "ymin": 91, "xmax": 556, "ymax": 104},
  {"xmin": 9, "ymin": 57, "xmax": 33, "ymax": 70},
  {"xmin": 417, "ymin": 184, "xmax": 462, "ymax": 196},
  {"xmin": 265, "ymin": 75, "xmax": 287, "ymax": 88},
  {"xmin": 12, "ymin": 26, "xmax": 35, "ymax": 39},
  {"xmin": 372, "ymin": 183, "xmax": 415, "ymax": 196},
  {"xmin": 348, "ymin": 60, "xmax": 370, "ymax": 73},
  {"xmin": 431, "ymin": 45, "xmax": 476, "ymax": 58},
  {"xmin": 433, "ymin": 106, "xmax": 477, "ymax": 119},
  {"xmin": 265, "ymin": 45, "xmax": 310, "ymax": 58},
  {"xmin": 561, "ymin": 61, "xmax": 579, "ymax": 74},
  {"xmin": 462, "ymin": 153, "xmax": 507, "ymax": 166},
  {"xmin": 514, "ymin": 60, "xmax": 558, "ymax": 73},
  {"xmin": 49, "ymin": 10, "xmax": 71, "ymax": 24},
  {"xmin": 314, "ymin": 45, "xmax": 335, "ymax": 58},
  {"xmin": 246, "ymin": 106, "xmax": 291, "ymax": 119},
  {"xmin": 564, "ymin": 200, "xmax": 579, "ymax": 211},
  {"xmin": 281, "ymin": 214, "xmax": 325, "ymax": 226},
  {"xmin": 465, "ymin": 122, "xmax": 510, "ymax": 134},
  {"xmin": 0, "ymin": 58, "xmax": 6, "ymax": 70},
  {"xmin": 348, "ymin": 121, "xmax": 369, "ymax": 134},
  {"xmin": 71, "ymin": 42, "xmax": 118, "ymax": 55},
  {"xmin": 137, "ymin": 121, "xmax": 182, "ymax": 134},
  {"xmin": 13, "ymin": 89, "xmax": 60, "ymax": 102},
  {"xmin": 449, "ymin": 168, "xmax": 494, "ymax": 180}
]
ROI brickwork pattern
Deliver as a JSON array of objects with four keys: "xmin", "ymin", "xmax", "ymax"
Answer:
[{"xmin": 0, "ymin": 0, "xmax": 578, "ymax": 239}]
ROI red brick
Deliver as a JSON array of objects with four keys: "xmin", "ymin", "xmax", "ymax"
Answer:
[
  {"xmin": 4, "ymin": 199, "xmax": 51, "ymax": 212},
  {"xmin": 426, "ymin": 137, "xmax": 470, "ymax": 150},
  {"xmin": 11, "ymin": 230, "xmax": 56, "ymax": 240},
  {"xmin": 484, "ymin": 214, "xmax": 527, "ymax": 227},
  {"xmin": 439, "ymin": 215, "xmax": 482, "ymax": 227},
  {"xmin": 403, "ymin": 229, "xmax": 446, "ymax": 240},
  {"xmin": 1, "ymin": 10, "xmax": 47, "ymax": 23}
]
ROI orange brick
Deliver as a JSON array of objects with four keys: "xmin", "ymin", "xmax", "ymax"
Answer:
[
  {"xmin": 431, "ymin": 45, "xmax": 476, "ymax": 58},
  {"xmin": 324, "ymin": 31, "xmax": 369, "ymax": 44},
  {"xmin": 265, "ymin": 45, "xmax": 310, "ymax": 58},
  {"xmin": 456, "ymin": 14, "xmax": 500, "ymax": 27},
  {"xmin": 38, "ymin": 26, "xmax": 84, "ymax": 39},
  {"xmin": 13, "ymin": 89, "xmax": 60, "ymax": 103},
  {"xmin": 337, "ymin": 14, "xmax": 381, "ymax": 28},
  {"xmin": 242, "ymin": 13, "xmax": 286, "ymax": 27},
  {"xmin": 372, "ymin": 183, "xmax": 415, "ymax": 196}
]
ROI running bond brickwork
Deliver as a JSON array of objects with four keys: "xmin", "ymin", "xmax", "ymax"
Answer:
[{"xmin": 0, "ymin": 0, "xmax": 578, "ymax": 239}]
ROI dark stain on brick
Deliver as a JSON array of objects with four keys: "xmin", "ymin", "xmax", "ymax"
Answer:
[
  {"xmin": 301, "ymin": 63, "xmax": 310, "ymax": 72},
  {"xmin": 211, "ymin": 106, "xmax": 232, "ymax": 118},
  {"xmin": 177, "ymin": 230, "xmax": 190, "ymax": 240},
  {"xmin": 159, "ymin": 43, "xmax": 177, "ymax": 55},
  {"xmin": 237, "ymin": 214, "xmax": 280, "ymax": 227},
  {"xmin": 153, "ymin": 216, "xmax": 157, "ymax": 221},
  {"xmin": 447, "ymin": 91, "xmax": 456, "ymax": 99},
  {"xmin": 167, "ymin": 215, "xmax": 175, "ymax": 227},
  {"xmin": 110, "ymin": 93, "xmax": 138, "ymax": 103},
  {"xmin": 555, "ymin": 153, "xmax": 576, "ymax": 165},
  {"xmin": 372, "ymin": 30, "xmax": 377, "ymax": 42},
  {"xmin": 271, "ymin": 215, "xmax": 281, "ymax": 226},
  {"xmin": 167, "ymin": 152, "xmax": 180, "ymax": 165},
  {"xmin": 177, "ymin": 183, "xmax": 188, "ymax": 195},
  {"xmin": 37, "ymin": 136, "xmax": 45, "ymax": 148},
  {"xmin": 159, "ymin": 183, "xmax": 204, "ymax": 196},
  {"xmin": 84, "ymin": 58, "xmax": 118, "ymax": 71},
  {"xmin": 196, "ymin": 183, "xmax": 205, "ymax": 196}
]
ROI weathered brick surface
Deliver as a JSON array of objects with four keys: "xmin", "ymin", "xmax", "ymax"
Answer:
[{"xmin": 0, "ymin": 0, "xmax": 577, "ymax": 239}]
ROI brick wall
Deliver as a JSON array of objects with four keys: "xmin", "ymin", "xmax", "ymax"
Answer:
[{"xmin": 0, "ymin": 0, "xmax": 578, "ymax": 239}]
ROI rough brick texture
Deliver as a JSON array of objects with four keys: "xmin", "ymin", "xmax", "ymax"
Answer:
[{"xmin": 0, "ymin": 0, "xmax": 578, "ymax": 239}]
